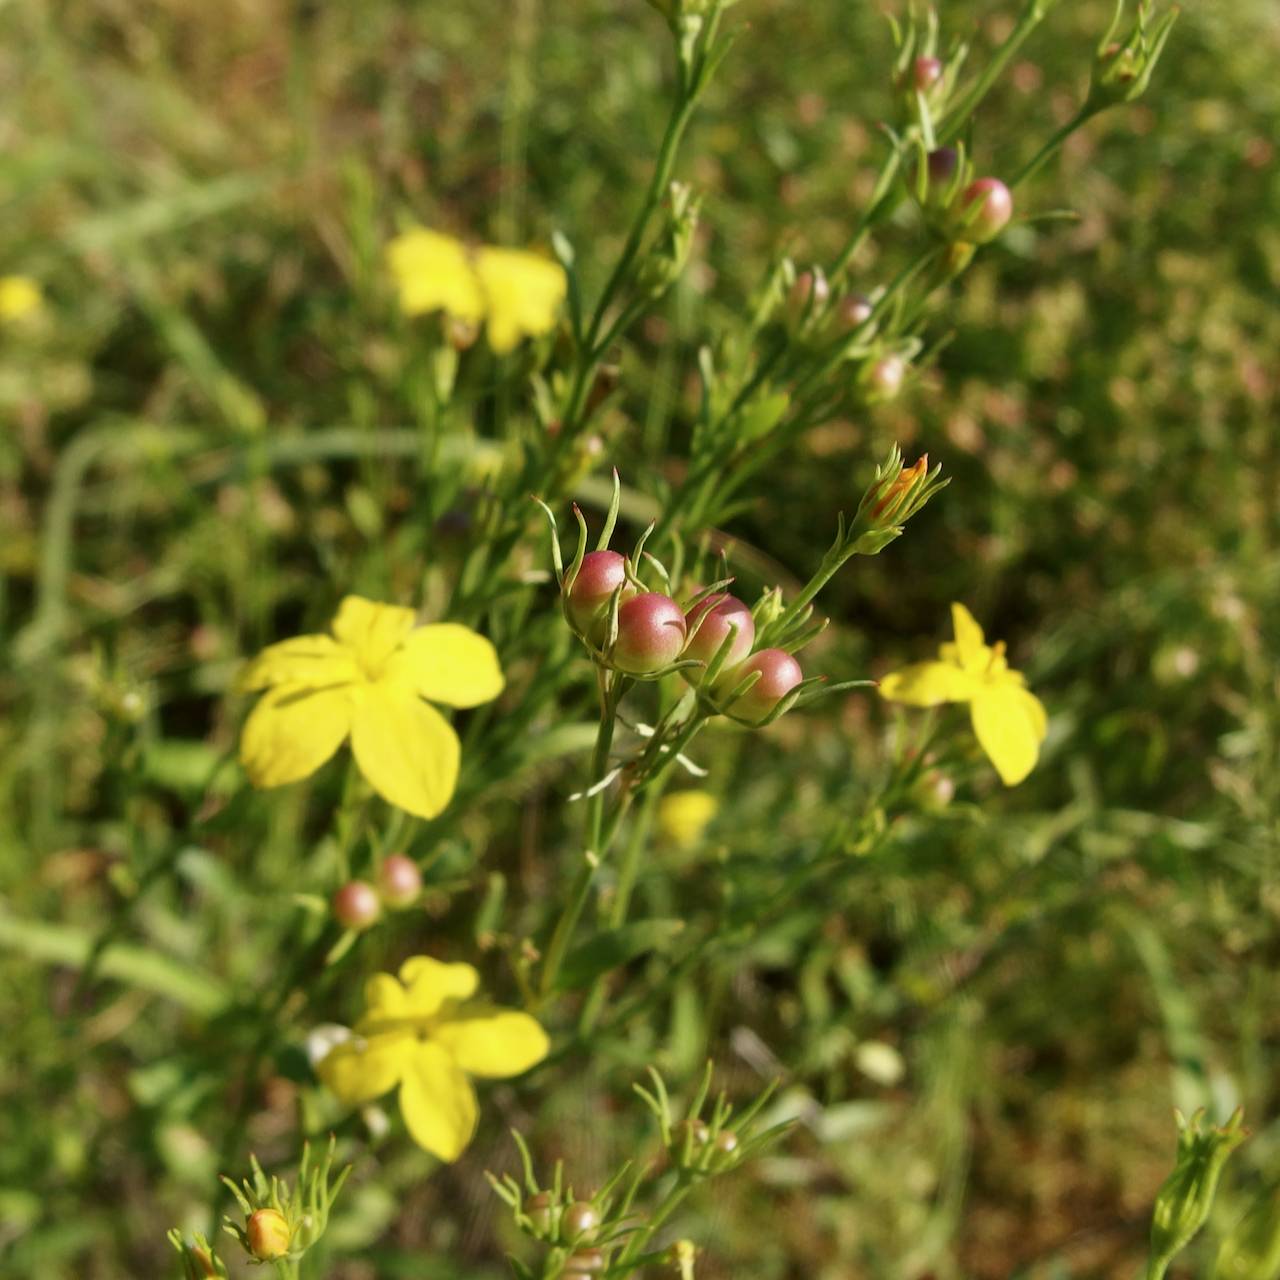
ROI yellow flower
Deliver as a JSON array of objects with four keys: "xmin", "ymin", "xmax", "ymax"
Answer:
[
  {"xmin": 879, "ymin": 602, "xmax": 1047, "ymax": 786},
  {"xmin": 238, "ymin": 595, "xmax": 502, "ymax": 819},
  {"xmin": 0, "ymin": 275, "xmax": 42, "ymax": 321},
  {"xmin": 387, "ymin": 227, "xmax": 566, "ymax": 354},
  {"xmin": 318, "ymin": 955, "xmax": 548, "ymax": 1161},
  {"xmin": 657, "ymin": 790, "xmax": 719, "ymax": 849}
]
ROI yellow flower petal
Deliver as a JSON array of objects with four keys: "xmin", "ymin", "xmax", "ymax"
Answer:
[
  {"xmin": 317, "ymin": 1029, "xmax": 413, "ymax": 1106},
  {"xmin": 384, "ymin": 624, "xmax": 504, "ymax": 708},
  {"xmin": 399, "ymin": 1041, "xmax": 478, "ymax": 1161},
  {"xmin": 473, "ymin": 246, "xmax": 566, "ymax": 354},
  {"xmin": 237, "ymin": 634, "xmax": 360, "ymax": 692},
  {"xmin": 349, "ymin": 682, "xmax": 460, "ymax": 818},
  {"xmin": 879, "ymin": 660, "xmax": 978, "ymax": 706},
  {"xmin": 434, "ymin": 1008, "xmax": 549, "ymax": 1079},
  {"xmin": 656, "ymin": 790, "xmax": 719, "ymax": 849},
  {"xmin": 332, "ymin": 596, "xmax": 418, "ymax": 671},
  {"xmin": 240, "ymin": 684, "xmax": 351, "ymax": 787},
  {"xmin": 970, "ymin": 684, "xmax": 1047, "ymax": 786},
  {"xmin": 0, "ymin": 275, "xmax": 42, "ymax": 321},
  {"xmin": 398, "ymin": 956, "xmax": 479, "ymax": 1016},
  {"xmin": 387, "ymin": 229, "xmax": 485, "ymax": 323},
  {"xmin": 949, "ymin": 602, "xmax": 989, "ymax": 671},
  {"xmin": 359, "ymin": 972, "xmax": 413, "ymax": 1026}
]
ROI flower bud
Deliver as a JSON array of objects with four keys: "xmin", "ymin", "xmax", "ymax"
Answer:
[
  {"xmin": 377, "ymin": 855, "xmax": 421, "ymax": 910},
  {"xmin": 331, "ymin": 881, "xmax": 381, "ymax": 930},
  {"xmin": 953, "ymin": 178, "xmax": 1012, "ymax": 244},
  {"xmin": 246, "ymin": 1209, "xmax": 292, "ymax": 1261},
  {"xmin": 835, "ymin": 292, "xmax": 874, "ymax": 333},
  {"xmin": 563, "ymin": 1249, "xmax": 605, "ymax": 1276},
  {"xmin": 684, "ymin": 594, "xmax": 755, "ymax": 673},
  {"xmin": 524, "ymin": 1190, "xmax": 554, "ymax": 1235},
  {"xmin": 1149, "ymin": 1110, "xmax": 1247, "ymax": 1278},
  {"xmin": 788, "ymin": 268, "xmax": 829, "ymax": 326},
  {"xmin": 714, "ymin": 1129, "xmax": 739, "ymax": 1154},
  {"xmin": 561, "ymin": 1201, "xmax": 600, "ymax": 1241},
  {"xmin": 912, "ymin": 56, "xmax": 942, "ymax": 92},
  {"xmin": 731, "ymin": 648, "xmax": 803, "ymax": 722},
  {"xmin": 613, "ymin": 593, "xmax": 687, "ymax": 674},
  {"xmin": 865, "ymin": 353, "xmax": 906, "ymax": 402},
  {"xmin": 567, "ymin": 550, "xmax": 633, "ymax": 642}
]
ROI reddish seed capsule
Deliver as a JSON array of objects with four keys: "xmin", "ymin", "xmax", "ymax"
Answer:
[
  {"xmin": 613, "ymin": 593, "xmax": 687, "ymax": 674},
  {"xmin": 868, "ymin": 354, "xmax": 907, "ymax": 400},
  {"xmin": 332, "ymin": 880, "xmax": 381, "ymax": 930},
  {"xmin": 715, "ymin": 1129, "xmax": 739, "ymax": 1154},
  {"xmin": 561, "ymin": 1201, "xmax": 599, "ymax": 1241},
  {"xmin": 684, "ymin": 594, "xmax": 755, "ymax": 673},
  {"xmin": 524, "ymin": 1191, "xmax": 553, "ymax": 1234},
  {"xmin": 913, "ymin": 56, "xmax": 943, "ymax": 92},
  {"xmin": 955, "ymin": 177, "xmax": 1013, "ymax": 244},
  {"xmin": 567, "ymin": 550, "xmax": 632, "ymax": 640},
  {"xmin": 563, "ymin": 1250, "xmax": 605, "ymax": 1276},
  {"xmin": 837, "ymin": 292, "xmax": 875, "ymax": 332},
  {"xmin": 377, "ymin": 854, "xmax": 421, "ymax": 910},
  {"xmin": 732, "ymin": 648, "xmax": 803, "ymax": 722}
]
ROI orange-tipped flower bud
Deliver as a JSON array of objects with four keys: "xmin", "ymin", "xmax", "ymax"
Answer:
[
  {"xmin": 613, "ymin": 593, "xmax": 687, "ymax": 674},
  {"xmin": 246, "ymin": 1209, "xmax": 292, "ymax": 1261}
]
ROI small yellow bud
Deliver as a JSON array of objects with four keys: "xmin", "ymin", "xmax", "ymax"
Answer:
[{"xmin": 246, "ymin": 1208, "xmax": 292, "ymax": 1261}]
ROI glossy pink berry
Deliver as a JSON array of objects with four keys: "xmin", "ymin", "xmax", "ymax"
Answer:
[
  {"xmin": 561, "ymin": 1201, "xmax": 600, "ymax": 1241},
  {"xmin": 956, "ymin": 178, "xmax": 1013, "ymax": 243},
  {"xmin": 567, "ymin": 550, "xmax": 632, "ymax": 640},
  {"xmin": 732, "ymin": 648, "xmax": 803, "ymax": 722},
  {"xmin": 332, "ymin": 880, "xmax": 381, "ymax": 929},
  {"xmin": 684, "ymin": 594, "xmax": 755, "ymax": 673},
  {"xmin": 377, "ymin": 854, "xmax": 421, "ymax": 909},
  {"xmin": 913, "ymin": 56, "xmax": 943, "ymax": 92},
  {"xmin": 613, "ymin": 593, "xmax": 687, "ymax": 674}
]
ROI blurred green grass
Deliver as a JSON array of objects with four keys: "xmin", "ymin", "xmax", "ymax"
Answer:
[{"xmin": 2, "ymin": 1, "xmax": 1278, "ymax": 1277}]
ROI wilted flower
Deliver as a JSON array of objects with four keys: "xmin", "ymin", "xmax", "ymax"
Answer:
[
  {"xmin": 238, "ymin": 595, "xmax": 503, "ymax": 819},
  {"xmin": 387, "ymin": 227, "xmax": 566, "ymax": 354},
  {"xmin": 879, "ymin": 603, "xmax": 1048, "ymax": 786},
  {"xmin": 318, "ymin": 956, "xmax": 548, "ymax": 1161}
]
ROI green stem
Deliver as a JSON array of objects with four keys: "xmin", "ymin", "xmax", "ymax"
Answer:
[
  {"xmin": 537, "ymin": 674, "xmax": 626, "ymax": 1002},
  {"xmin": 618, "ymin": 1171, "xmax": 696, "ymax": 1267},
  {"xmin": 1012, "ymin": 106, "xmax": 1096, "ymax": 187}
]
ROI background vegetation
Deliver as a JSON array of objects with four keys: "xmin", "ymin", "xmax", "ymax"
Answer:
[{"xmin": 1, "ymin": 0, "xmax": 1277, "ymax": 1276}]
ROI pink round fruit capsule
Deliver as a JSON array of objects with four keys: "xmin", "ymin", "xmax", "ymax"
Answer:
[
  {"xmin": 332, "ymin": 880, "xmax": 381, "ymax": 929},
  {"xmin": 567, "ymin": 550, "xmax": 631, "ymax": 638},
  {"xmin": 913, "ymin": 56, "xmax": 943, "ymax": 92},
  {"xmin": 956, "ymin": 177, "xmax": 1013, "ymax": 243},
  {"xmin": 731, "ymin": 648, "xmax": 803, "ymax": 722},
  {"xmin": 561, "ymin": 1201, "xmax": 599, "ymax": 1241},
  {"xmin": 563, "ymin": 1250, "xmax": 605, "ymax": 1276},
  {"xmin": 613, "ymin": 593, "xmax": 687, "ymax": 674},
  {"xmin": 837, "ymin": 292, "xmax": 875, "ymax": 332},
  {"xmin": 377, "ymin": 854, "xmax": 422, "ymax": 910},
  {"xmin": 868, "ymin": 353, "xmax": 906, "ymax": 400},
  {"xmin": 684, "ymin": 594, "xmax": 755, "ymax": 673}
]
